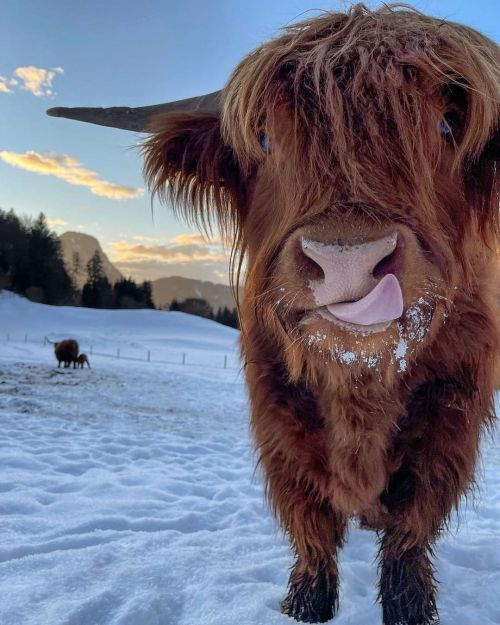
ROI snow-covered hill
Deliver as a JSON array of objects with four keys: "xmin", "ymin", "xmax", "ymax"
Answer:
[
  {"xmin": 0, "ymin": 292, "xmax": 499, "ymax": 625},
  {"xmin": 0, "ymin": 290, "xmax": 239, "ymax": 369}
]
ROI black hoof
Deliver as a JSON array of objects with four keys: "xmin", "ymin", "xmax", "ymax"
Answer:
[
  {"xmin": 281, "ymin": 564, "xmax": 338, "ymax": 623},
  {"xmin": 382, "ymin": 594, "xmax": 439, "ymax": 625}
]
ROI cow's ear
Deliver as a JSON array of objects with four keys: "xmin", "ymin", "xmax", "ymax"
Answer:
[{"xmin": 142, "ymin": 112, "xmax": 244, "ymax": 236}]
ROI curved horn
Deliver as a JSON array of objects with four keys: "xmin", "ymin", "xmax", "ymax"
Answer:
[{"xmin": 46, "ymin": 90, "xmax": 222, "ymax": 133}]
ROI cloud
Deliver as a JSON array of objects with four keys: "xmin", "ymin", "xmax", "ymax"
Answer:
[
  {"xmin": 0, "ymin": 150, "xmax": 144, "ymax": 200},
  {"xmin": 170, "ymin": 232, "xmax": 222, "ymax": 247},
  {"xmin": 113, "ymin": 259, "xmax": 230, "ymax": 284},
  {"xmin": 109, "ymin": 241, "xmax": 227, "ymax": 264},
  {"xmin": 0, "ymin": 76, "xmax": 13, "ymax": 93},
  {"xmin": 46, "ymin": 218, "xmax": 68, "ymax": 228},
  {"xmin": 0, "ymin": 66, "xmax": 64, "ymax": 98},
  {"xmin": 132, "ymin": 235, "xmax": 157, "ymax": 242},
  {"xmin": 107, "ymin": 233, "xmax": 231, "ymax": 282}
]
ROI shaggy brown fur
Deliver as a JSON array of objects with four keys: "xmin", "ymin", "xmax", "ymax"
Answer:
[
  {"xmin": 143, "ymin": 5, "xmax": 499, "ymax": 624},
  {"xmin": 54, "ymin": 339, "xmax": 79, "ymax": 369},
  {"xmin": 76, "ymin": 353, "xmax": 90, "ymax": 369}
]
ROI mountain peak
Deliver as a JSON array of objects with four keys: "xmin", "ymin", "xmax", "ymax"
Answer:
[
  {"xmin": 59, "ymin": 231, "xmax": 123, "ymax": 288},
  {"xmin": 59, "ymin": 230, "xmax": 235, "ymax": 310}
]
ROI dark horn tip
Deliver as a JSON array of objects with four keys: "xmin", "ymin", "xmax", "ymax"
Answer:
[{"xmin": 46, "ymin": 107, "xmax": 65, "ymax": 117}]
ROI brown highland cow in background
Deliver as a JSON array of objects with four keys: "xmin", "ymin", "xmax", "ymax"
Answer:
[
  {"xmin": 54, "ymin": 339, "xmax": 79, "ymax": 369},
  {"xmin": 48, "ymin": 5, "xmax": 499, "ymax": 624}
]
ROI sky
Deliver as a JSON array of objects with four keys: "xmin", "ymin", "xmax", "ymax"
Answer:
[{"xmin": 1, "ymin": 0, "xmax": 499, "ymax": 284}]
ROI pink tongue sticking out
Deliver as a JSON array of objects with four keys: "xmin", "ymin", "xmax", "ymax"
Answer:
[{"xmin": 326, "ymin": 274, "xmax": 404, "ymax": 326}]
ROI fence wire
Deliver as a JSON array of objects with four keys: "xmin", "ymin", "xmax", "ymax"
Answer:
[{"xmin": 3, "ymin": 334, "xmax": 239, "ymax": 370}]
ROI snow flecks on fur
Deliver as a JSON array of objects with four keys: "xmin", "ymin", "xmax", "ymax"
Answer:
[
  {"xmin": 308, "ymin": 330, "xmax": 327, "ymax": 347},
  {"xmin": 395, "ymin": 338, "xmax": 408, "ymax": 372},
  {"xmin": 394, "ymin": 297, "xmax": 434, "ymax": 372},
  {"xmin": 340, "ymin": 350, "xmax": 356, "ymax": 365},
  {"xmin": 306, "ymin": 296, "xmax": 434, "ymax": 373}
]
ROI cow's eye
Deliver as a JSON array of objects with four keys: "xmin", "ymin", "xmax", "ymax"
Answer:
[
  {"xmin": 439, "ymin": 111, "xmax": 459, "ymax": 138},
  {"xmin": 258, "ymin": 131, "xmax": 271, "ymax": 153},
  {"xmin": 438, "ymin": 119, "xmax": 452, "ymax": 136}
]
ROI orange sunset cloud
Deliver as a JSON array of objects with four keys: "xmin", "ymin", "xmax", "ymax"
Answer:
[{"xmin": 0, "ymin": 150, "xmax": 144, "ymax": 200}]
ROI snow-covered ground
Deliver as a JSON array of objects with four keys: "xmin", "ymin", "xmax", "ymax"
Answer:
[{"xmin": 0, "ymin": 291, "xmax": 499, "ymax": 625}]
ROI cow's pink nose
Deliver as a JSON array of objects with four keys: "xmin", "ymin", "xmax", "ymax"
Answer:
[{"xmin": 301, "ymin": 233, "xmax": 399, "ymax": 307}]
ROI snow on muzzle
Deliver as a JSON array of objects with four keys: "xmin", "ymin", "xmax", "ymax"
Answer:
[{"xmin": 301, "ymin": 233, "xmax": 404, "ymax": 326}]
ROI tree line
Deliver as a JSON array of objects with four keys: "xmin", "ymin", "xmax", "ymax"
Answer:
[
  {"xmin": 169, "ymin": 298, "xmax": 239, "ymax": 329},
  {"xmin": 0, "ymin": 209, "xmax": 154, "ymax": 309},
  {"xmin": 0, "ymin": 209, "xmax": 238, "ymax": 327},
  {"xmin": 80, "ymin": 250, "xmax": 155, "ymax": 309},
  {"xmin": 0, "ymin": 209, "xmax": 74, "ymax": 304}
]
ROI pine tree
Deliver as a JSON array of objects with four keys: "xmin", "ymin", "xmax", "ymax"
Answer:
[
  {"xmin": 71, "ymin": 251, "xmax": 83, "ymax": 285},
  {"xmin": 0, "ymin": 209, "xmax": 28, "ymax": 291},
  {"xmin": 109, "ymin": 277, "xmax": 155, "ymax": 310},
  {"xmin": 86, "ymin": 250, "xmax": 104, "ymax": 285},
  {"xmin": 26, "ymin": 214, "xmax": 74, "ymax": 303},
  {"xmin": 174, "ymin": 298, "xmax": 214, "ymax": 319},
  {"xmin": 82, "ymin": 251, "xmax": 112, "ymax": 308},
  {"xmin": 0, "ymin": 209, "xmax": 73, "ymax": 304},
  {"xmin": 214, "ymin": 305, "xmax": 239, "ymax": 329},
  {"xmin": 140, "ymin": 281, "xmax": 155, "ymax": 309}
]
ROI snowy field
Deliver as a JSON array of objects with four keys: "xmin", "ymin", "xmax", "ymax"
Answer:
[{"xmin": 0, "ymin": 291, "xmax": 499, "ymax": 625}]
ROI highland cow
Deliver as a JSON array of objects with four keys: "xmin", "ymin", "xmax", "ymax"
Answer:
[
  {"xmin": 47, "ymin": 5, "xmax": 499, "ymax": 624},
  {"xmin": 76, "ymin": 353, "xmax": 90, "ymax": 368},
  {"xmin": 54, "ymin": 339, "xmax": 79, "ymax": 369}
]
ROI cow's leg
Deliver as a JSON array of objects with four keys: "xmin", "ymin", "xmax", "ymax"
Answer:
[
  {"xmin": 378, "ymin": 375, "xmax": 491, "ymax": 625},
  {"xmin": 378, "ymin": 526, "xmax": 437, "ymax": 625},
  {"xmin": 247, "ymin": 368, "xmax": 345, "ymax": 621},
  {"xmin": 57, "ymin": 361, "xmax": 61, "ymax": 368},
  {"xmin": 280, "ymin": 494, "xmax": 346, "ymax": 623}
]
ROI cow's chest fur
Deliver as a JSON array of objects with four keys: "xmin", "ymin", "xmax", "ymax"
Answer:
[{"xmin": 315, "ymin": 383, "xmax": 406, "ymax": 519}]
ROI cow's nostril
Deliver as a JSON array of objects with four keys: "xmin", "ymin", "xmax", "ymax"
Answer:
[
  {"xmin": 373, "ymin": 249, "xmax": 397, "ymax": 279},
  {"xmin": 297, "ymin": 242, "xmax": 325, "ymax": 281},
  {"xmin": 372, "ymin": 238, "xmax": 402, "ymax": 280}
]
